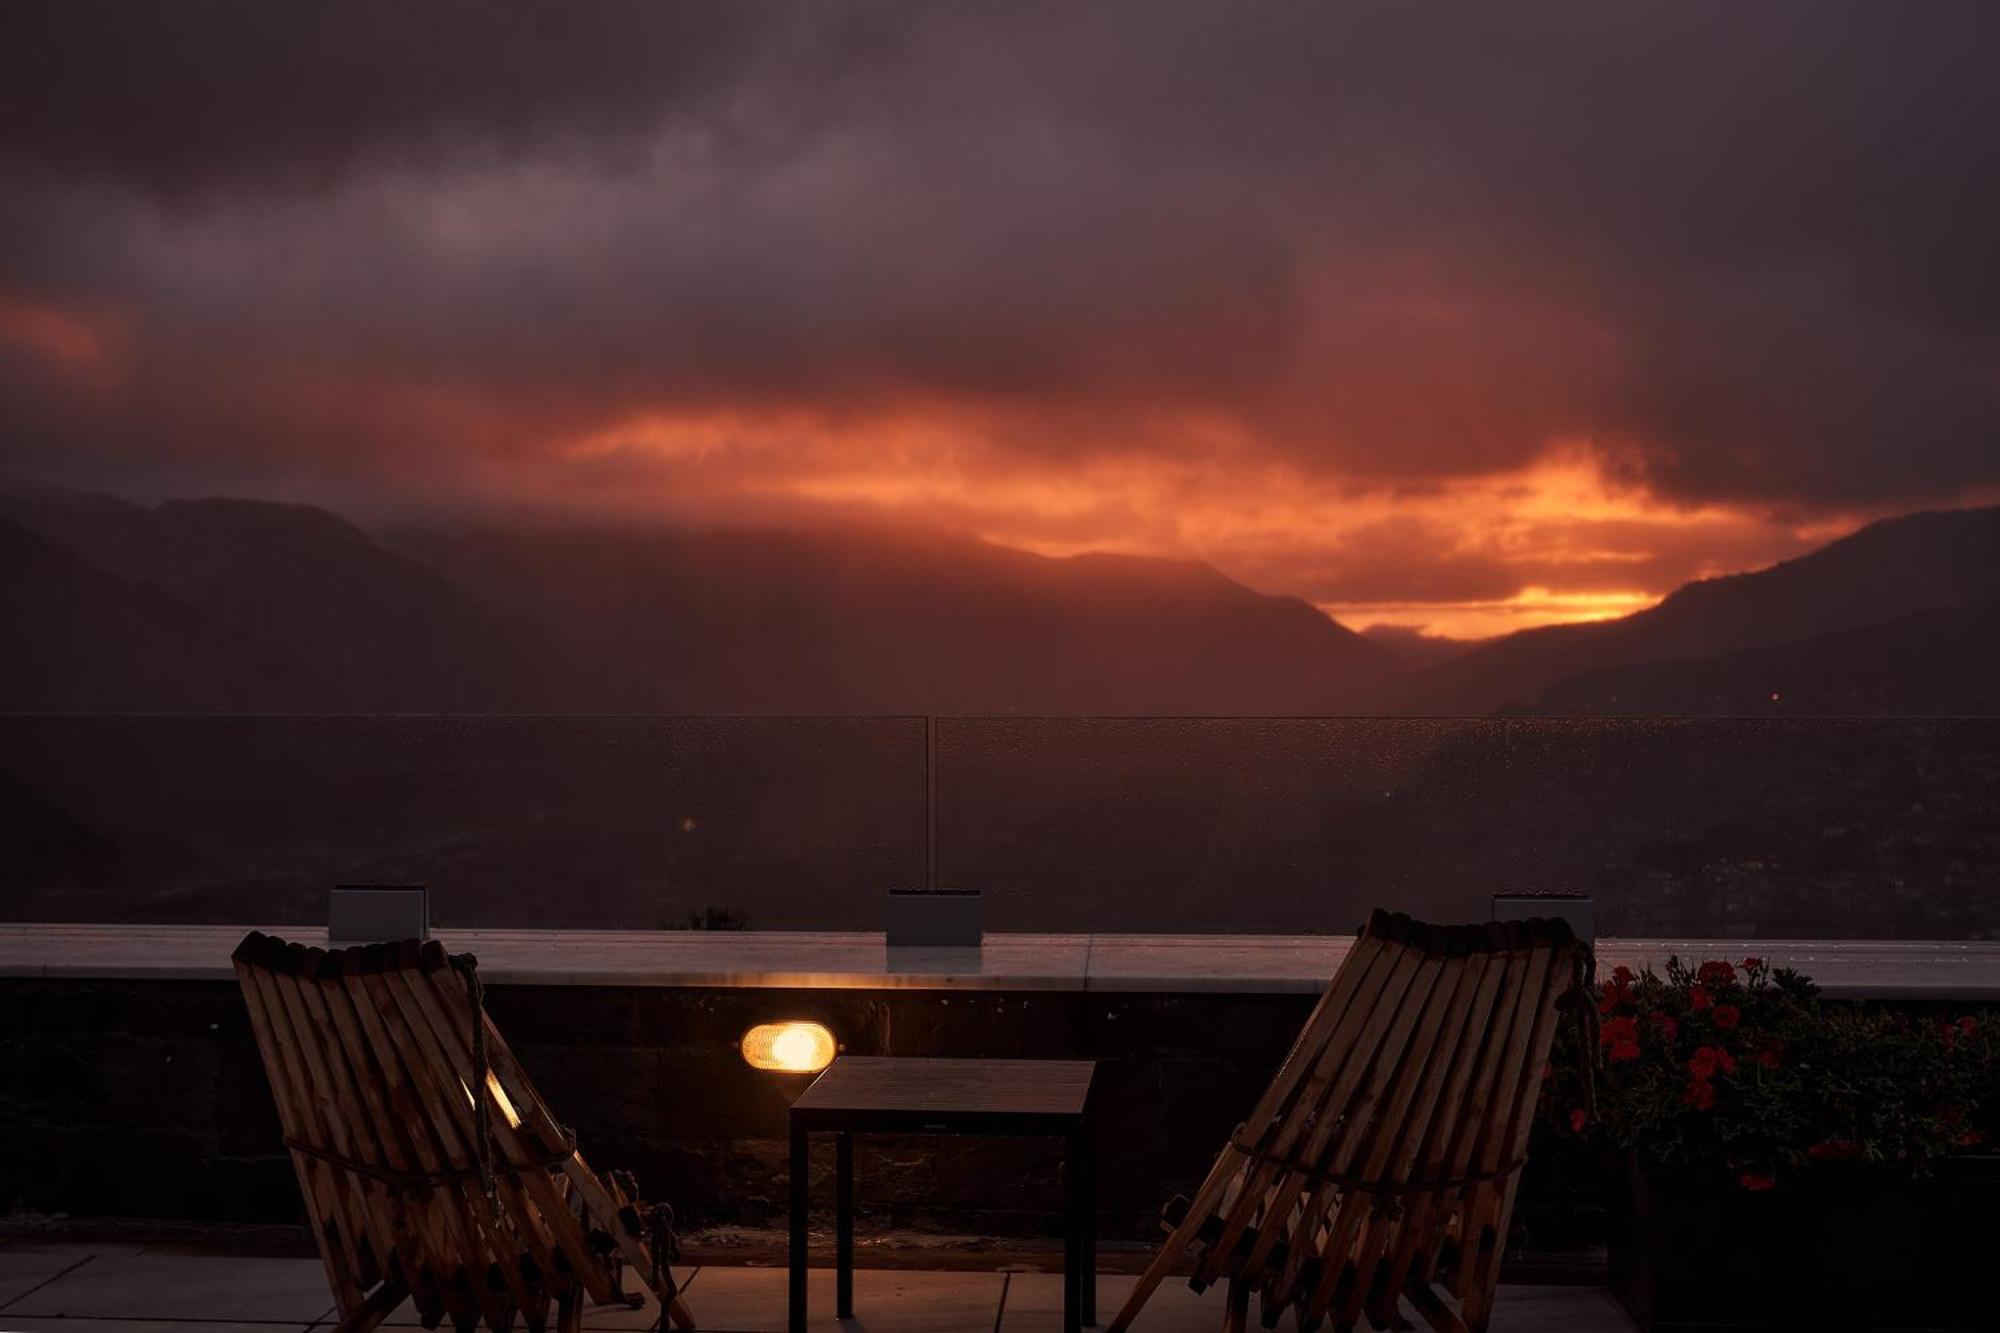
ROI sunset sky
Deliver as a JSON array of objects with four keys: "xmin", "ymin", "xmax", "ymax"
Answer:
[{"xmin": 2, "ymin": 2, "xmax": 1996, "ymax": 637}]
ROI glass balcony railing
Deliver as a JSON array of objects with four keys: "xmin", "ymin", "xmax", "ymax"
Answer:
[{"xmin": 2, "ymin": 714, "xmax": 1994, "ymax": 938}]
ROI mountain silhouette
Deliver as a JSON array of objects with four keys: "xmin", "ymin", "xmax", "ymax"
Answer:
[
  {"xmin": 0, "ymin": 511, "xmax": 329, "ymax": 711},
  {"xmin": 1537, "ymin": 595, "xmax": 2000, "ymax": 715},
  {"xmin": 1, "ymin": 487, "xmax": 524, "ymax": 710},
  {"xmin": 399, "ymin": 521, "xmax": 1401, "ymax": 714},
  {"xmin": 8, "ymin": 486, "xmax": 1995, "ymax": 717},
  {"xmin": 1403, "ymin": 505, "xmax": 2000, "ymax": 714},
  {"xmin": 1, "ymin": 488, "xmax": 1400, "ymax": 714}
]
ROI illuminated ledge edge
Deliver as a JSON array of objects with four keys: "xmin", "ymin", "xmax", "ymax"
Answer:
[{"xmin": 3, "ymin": 924, "xmax": 1999, "ymax": 1000}]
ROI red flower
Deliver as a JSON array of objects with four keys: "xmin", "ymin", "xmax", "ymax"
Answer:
[
  {"xmin": 1681, "ymin": 1078, "xmax": 1716, "ymax": 1110},
  {"xmin": 1808, "ymin": 1138, "xmax": 1860, "ymax": 1160},
  {"xmin": 1697, "ymin": 960, "xmax": 1738, "ymax": 987},
  {"xmin": 1712, "ymin": 1004, "xmax": 1741, "ymax": 1030},
  {"xmin": 1689, "ymin": 1045, "xmax": 1737, "ymax": 1079},
  {"xmin": 1611, "ymin": 965, "xmax": 1636, "ymax": 986},
  {"xmin": 1601, "ymin": 1016, "xmax": 1642, "ymax": 1062},
  {"xmin": 1753, "ymin": 1039, "xmax": 1782, "ymax": 1069},
  {"xmin": 1691, "ymin": 985, "xmax": 1714, "ymax": 1011},
  {"xmin": 1955, "ymin": 1131, "xmax": 1986, "ymax": 1148},
  {"xmin": 1570, "ymin": 1107, "xmax": 1589, "ymax": 1133},
  {"xmin": 1738, "ymin": 1172, "xmax": 1777, "ymax": 1191},
  {"xmin": 1741, "ymin": 956, "xmax": 1763, "ymax": 972},
  {"xmin": 1649, "ymin": 1013, "xmax": 1680, "ymax": 1043},
  {"xmin": 1599, "ymin": 972, "xmax": 1636, "ymax": 1013}
]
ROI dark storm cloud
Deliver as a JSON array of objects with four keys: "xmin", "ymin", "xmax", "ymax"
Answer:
[
  {"xmin": 0, "ymin": 1, "xmax": 785, "ymax": 191},
  {"xmin": 1, "ymin": 0, "xmax": 1996, "ymax": 520}
]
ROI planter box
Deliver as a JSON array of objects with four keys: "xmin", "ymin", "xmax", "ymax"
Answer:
[{"xmin": 1611, "ymin": 1154, "xmax": 2000, "ymax": 1332}]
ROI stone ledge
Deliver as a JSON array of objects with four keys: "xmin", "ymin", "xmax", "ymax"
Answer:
[{"xmin": 4, "ymin": 923, "xmax": 1998, "ymax": 999}]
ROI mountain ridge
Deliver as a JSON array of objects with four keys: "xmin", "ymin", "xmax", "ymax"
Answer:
[
  {"xmin": 6, "ymin": 485, "xmax": 1995, "ymax": 716},
  {"xmin": 1403, "ymin": 504, "xmax": 2000, "ymax": 714},
  {"xmin": 1, "ymin": 486, "xmax": 1400, "ymax": 715}
]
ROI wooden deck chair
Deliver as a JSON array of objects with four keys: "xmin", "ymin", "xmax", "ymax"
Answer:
[
  {"xmin": 232, "ymin": 930, "xmax": 697, "ymax": 1333},
  {"xmin": 1109, "ymin": 911, "xmax": 1582, "ymax": 1333}
]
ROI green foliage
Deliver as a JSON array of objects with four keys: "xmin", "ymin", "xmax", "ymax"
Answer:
[
  {"xmin": 1544, "ymin": 954, "xmax": 1996, "ymax": 1190},
  {"xmin": 668, "ymin": 905, "xmax": 748, "ymax": 930}
]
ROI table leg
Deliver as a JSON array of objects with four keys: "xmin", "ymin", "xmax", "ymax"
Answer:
[
  {"xmin": 1081, "ymin": 1111, "xmax": 1096, "ymax": 1327},
  {"xmin": 1065, "ymin": 1123, "xmax": 1084, "ymax": 1333},
  {"xmin": 790, "ymin": 1121, "xmax": 809, "ymax": 1333},
  {"xmin": 836, "ymin": 1130, "xmax": 854, "ymax": 1319}
]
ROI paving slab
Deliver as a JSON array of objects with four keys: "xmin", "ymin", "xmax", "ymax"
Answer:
[
  {"xmin": 998, "ymin": 1273, "xmax": 1638, "ymax": 1333},
  {"xmin": 1481, "ymin": 1283, "xmax": 1639, "ymax": 1332},
  {"xmin": 636, "ymin": 1264, "xmax": 1006, "ymax": 1333},
  {"xmin": 1000, "ymin": 1270, "xmax": 1208, "ymax": 1330},
  {"xmin": 5, "ymin": 1251, "xmax": 331, "ymax": 1322},
  {"xmin": 0, "ymin": 1312, "xmax": 304, "ymax": 1320},
  {"xmin": 0, "ymin": 1248, "xmax": 102, "ymax": 1311}
]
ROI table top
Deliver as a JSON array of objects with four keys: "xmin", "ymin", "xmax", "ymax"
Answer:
[{"xmin": 791, "ymin": 1057, "xmax": 1096, "ymax": 1121}]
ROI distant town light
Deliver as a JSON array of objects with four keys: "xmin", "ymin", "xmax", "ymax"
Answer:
[{"xmin": 741, "ymin": 1021, "xmax": 837, "ymax": 1073}]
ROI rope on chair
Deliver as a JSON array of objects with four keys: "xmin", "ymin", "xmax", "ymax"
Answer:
[{"xmin": 449, "ymin": 952, "xmax": 499, "ymax": 1205}]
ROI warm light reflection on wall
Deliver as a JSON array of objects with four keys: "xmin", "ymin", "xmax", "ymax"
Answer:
[{"xmin": 740, "ymin": 1021, "xmax": 838, "ymax": 1073}]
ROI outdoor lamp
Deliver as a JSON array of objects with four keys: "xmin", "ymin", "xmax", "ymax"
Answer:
[{"xmin": 740, "ymin": 1021, "xmax": 837, "ymax": 1073}]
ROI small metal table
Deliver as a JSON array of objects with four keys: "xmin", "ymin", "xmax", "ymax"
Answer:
[{"xmin": 788, "ymin": 1056, "xmax": 1098, "ymax": 1333}]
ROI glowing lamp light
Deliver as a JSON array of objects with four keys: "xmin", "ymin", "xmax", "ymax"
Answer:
[{"xmin": 741, "ymin": 1021, "xmax": 837, "ymax": 1073}]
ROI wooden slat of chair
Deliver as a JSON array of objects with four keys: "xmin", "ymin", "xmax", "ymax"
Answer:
[
  {"xmin": 1119, "ymin": 934, "xmax": 1397, "ymax": 1326},
  {"xmin": 1416, "ymin": 929, "xmax": 1543, "ymax": 1291},
  {"xmin": 235, "ymin": 960, "xmax": 370, "ymax": 1316},
  {"xmin": 291, "ymin": 962, "xmax": 459, "ymax": 1313},
  {"xmin": 1440, "ymin": 932, "xmax": 1560, "ymax": 1328},
  {"xmin": 391, "ymin": 967, "xmax": 623, "ymax": 1308},
  {"xmin": 255, "ymin": 965, "xmax": 418, "ymax": 1312},
  {"xmin": 1322, "ymin": 943, "xmax": 1487, "ymax": 1328},
  {"xmin": 1353, "ymin": 946, "xmax": 1502, "ymax": 1320},
  {"xmin": 1265, "ymin": 947, "xmax": 1455, "ymax": 1316},
  {"xmin": 342, "ymin": 973, "xmax": 505, "ymax": 1299},
  {"xmin": 428, "ymin": 963, "xmax": 692, "ymax": 1326},
  {"xmin": 258, "ymin": 965, "xmax": 394, "ymax": 1293},
  {"xmin": 1110, "ymin": 912, "xmax": 1578, "ymax": 1333},
  {"xmin": 1196, "ymin": 941, "xmax": 1421, "ymax": 1292},
  {"xmin": 252, "ymin": 951, "xmax": 463, "ymax": 1328},
  {"xmin": 400, "ymin": 955, "xmax": 693, "ymax": 1329},
  {"xmin": 1288, "ymin": 947, "xmax": 1460, "ymax": 1326},
  {"xmin": 1319, "ymin": 936, "xmax": 1533, "ymax": 1330},
  {"xmin": 309, "ymin": 968, "xmax": 476, "ymax": 1321},
  {"xmin": 1366, "ymin": 944, "xmax": 1508, "ymax": 1328},
  {"xmin": 363, "ymin": 971, "xmax": 563, "ymax": 1326},
  {"xmin": 417, "ymin": 970, "xmax": 635, "ymax": 1315},
  {"xmin": 233, "ymin": 932, "xmax": 695, "ymax": 1333},
  {"xmin": 1108, "ymin": 933, "xmax": 1396, "ymax": 1330},
  {"xmin": 1458, "ymin": 947, "xmax": 1571, "ymax": 1332},
  {"xmin": 382, "ymin": 973, "xmax": 586, "ymax": 1288},
  {"xmin": 1447, "ymin": 938, "xmax": 1556, "ymax": 1303},
  {"xmin": 1225, "ymin": 941, "xmax": 1432, "ymax": 1300},
  {"xmin": 403, "ymin": 962, "xmax": 632, "ymax": 1306},
  {"xmin": 342, "ymin": 970, "xmax": 537, "ymax": 1327}
]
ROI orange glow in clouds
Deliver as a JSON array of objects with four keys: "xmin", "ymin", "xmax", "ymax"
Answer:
[{"xmin": 552, "ymin": 408, "xmax": 1861, "ymax": 639}]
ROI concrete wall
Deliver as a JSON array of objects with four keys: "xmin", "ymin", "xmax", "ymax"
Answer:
[{"xmin": 0, "ymin": 977, "xmax": 1326, "ymax": 1239}]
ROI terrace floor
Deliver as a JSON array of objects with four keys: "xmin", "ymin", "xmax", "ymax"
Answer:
[{"xmin": 0, "ymin": 1244, "xmax": 1636, "ymax": 1332}]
